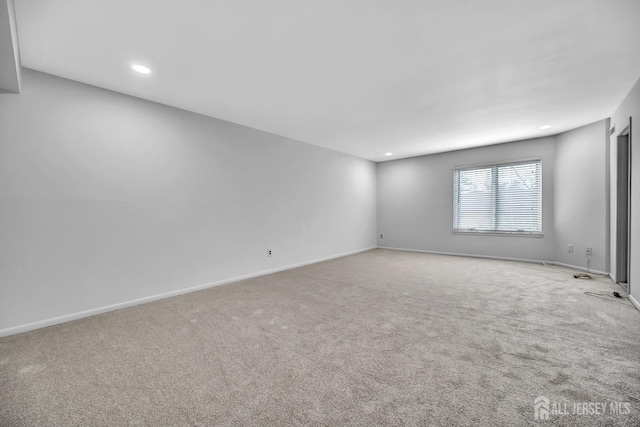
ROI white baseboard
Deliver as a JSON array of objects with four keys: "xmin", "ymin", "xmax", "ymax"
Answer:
[
  {"xmin": 376, "ymin": 246, "xmax": 546, "ymax": 265},
  {"xmin": 547, "ymin": 261, "xmax": 609, "ymax": 276},
  {"xmin": 376, "ymin": 246, "xmax": 609, "ymax": 276},
  {"xmin": 0, "ymin": 246, "xmax": 376, "ymax": 338},
  {"xmin": 629, "ymin": 294, "xmax": 640, "ymax": 312}
]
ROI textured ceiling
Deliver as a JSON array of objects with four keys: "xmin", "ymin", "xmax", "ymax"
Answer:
[{"xmin": 14, "ymin": 0, "xmax": 640, "ymax": 161}]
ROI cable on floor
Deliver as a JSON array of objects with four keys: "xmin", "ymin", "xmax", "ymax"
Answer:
[{"xmin": 584, "ymin": 291, "xmax": 635, "ymax": 307}]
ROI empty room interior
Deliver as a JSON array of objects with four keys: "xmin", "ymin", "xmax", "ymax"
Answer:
[{"xmin": 1, "ymin": 0, "xmax": 640, "ymax": 425}]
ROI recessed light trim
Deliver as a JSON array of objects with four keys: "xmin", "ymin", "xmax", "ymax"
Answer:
[
  {"xmin": 132, "ymin": 64, "xmax": 151, "ymax": 74},
  {"xmin": 385, "ymin": 152, "xmax": 393, "ymax": 156},
  {"xmin": 539, "ymin": 124, "xmax": 552, "ymax": 130}
]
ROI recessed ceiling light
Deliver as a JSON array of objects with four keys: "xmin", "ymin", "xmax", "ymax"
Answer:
[
  {"xmin": 385, "ymin": 152, "xmax": 393, "ymax": 156},
  {"xmin": 539, "ymin": 124, "xmax": 552, "ymax": 130},
  {"xmin": 132, "ymin": 64, "xmax": 151, "ymax": 74}
]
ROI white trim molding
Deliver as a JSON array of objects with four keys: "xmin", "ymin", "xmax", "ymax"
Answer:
[
  {"xmin": 377, "ymin": 246, "xmax": 609, "ymax": 276},
  {"xmin": 0, "ymin": 246, "xmax": 376, "ymax": 338},
  {"xmin": 549, "ymin": 261, "xmax": 609, "ymax": 277},
  {"xmin": 629, "ymin": 295, "xmax": 640, "ymax": 312},
  {"xmin": 377, "ymin": 246, "xmax": 545, "ymax": 265}
]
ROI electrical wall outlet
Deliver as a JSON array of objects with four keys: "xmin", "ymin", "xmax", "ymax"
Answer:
[
  {"xmin": 586, "ymin": 247, "xmax": 593, "ymax": 256},
  {"xmin": 568, "ymin": 244, "xmax": 573, "ymax": 253},
  {"xmin": 267, "ymin": 249, "xmax": 272, "ymax": 257}
]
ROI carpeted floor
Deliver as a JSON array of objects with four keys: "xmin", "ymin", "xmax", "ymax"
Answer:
[{"xmin": 1, "ymin": 249, "xmax": 639, "ymax": 426}]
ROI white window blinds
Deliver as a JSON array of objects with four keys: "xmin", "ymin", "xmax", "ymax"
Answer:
[{"xmin": 453, "ymin": 160, "xmax": 542, "ymax": 233}]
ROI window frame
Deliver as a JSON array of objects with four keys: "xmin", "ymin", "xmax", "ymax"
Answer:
[{"xmin": 452, "ymin": 158, "xmax": 543, "ymax": 237}]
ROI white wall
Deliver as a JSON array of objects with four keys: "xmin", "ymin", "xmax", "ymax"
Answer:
[
  {"xmin": 610, "ymin": 78, "xmax": 640, "ymax": 301},
  {"xmin": 377, "ymin": 126, "xmax": 611, "ymax": 271},
  {"xmin": 0, "ymin": 0, "xmax": 21, "ymax": 93},
  {"xmin": 0, "ymin": 69, "xmax": 377, "ymax": 334},
  {"xmin": 377, "ymin": 138, "xmax": 557, "ymax": 262},
  {"xmin": 554, "ymin": 120, "xmax": 609, "ymax": 272}
]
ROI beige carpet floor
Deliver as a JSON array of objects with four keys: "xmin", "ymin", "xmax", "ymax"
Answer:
[{"xmin": 1, "ymin": 249, "xmax": 639, "ymax": 426}]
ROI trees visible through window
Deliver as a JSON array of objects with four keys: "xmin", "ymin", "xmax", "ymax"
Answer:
[{"xmin": 453, "ymin": 160, "xmax": 542, "ymax": 234}]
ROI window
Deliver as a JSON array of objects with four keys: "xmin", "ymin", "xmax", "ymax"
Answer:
[{"xmin": 453, "ymin": 159, "xmax": 542, "ymax": 234}]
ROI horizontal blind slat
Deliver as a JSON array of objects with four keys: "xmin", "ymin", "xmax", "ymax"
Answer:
[{"xmin": 453, "ymin": 161, "xmax": 541, "ymax": 232}]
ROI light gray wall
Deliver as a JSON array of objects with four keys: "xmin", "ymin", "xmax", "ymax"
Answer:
[
  {"xmin": 554, "ymin": 120, "xmax": 609, "ymax": 272},
  {"xmin": 610, "ymin": 78, "xmax": 640, "ymax": 301},
  {"xmin": 0, "ymin": 69, "xmax": 377, "ymax": 333},
  {"xmin": 377, "ymin": 125, "xmax": 612, "ymax": 271},
  {"xmin": 377, "ymin": 138, "xmax": 557, "ymax": 262},
  {"xmin": 0, "ymin": 0, "xmax": 21, "ymax": 93}
]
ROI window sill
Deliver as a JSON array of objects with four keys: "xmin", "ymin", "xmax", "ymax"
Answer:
[{"xmin": 453, "ymin": 230, "xmax": 543, "ymax": 238}]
